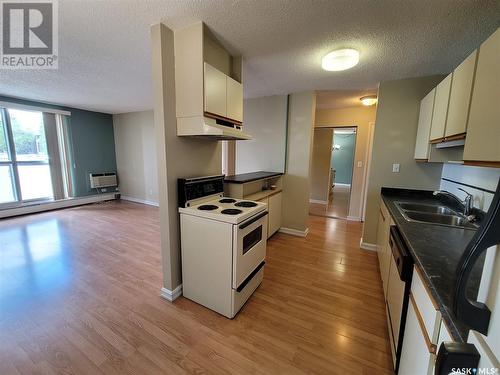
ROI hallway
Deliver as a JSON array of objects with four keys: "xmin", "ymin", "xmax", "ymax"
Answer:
[{"xmin": 309, "ymin": 184, "xmax": 351, "ymax": 219}]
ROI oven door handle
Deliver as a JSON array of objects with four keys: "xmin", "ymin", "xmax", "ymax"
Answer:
[{"xmin": 239, "ymin": 211, "xmax": 268, "ymax": 229}]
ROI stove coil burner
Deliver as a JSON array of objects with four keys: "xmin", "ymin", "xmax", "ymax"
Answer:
[
  {"xmin": 198, "ymin": 205, "xmax": 219, "ymax": 211},
  {"xmin": 219, "ymin": 198, "xmax": 237, "ymax": 204},
  {"xmin": 221, "ymin": 209, "xmax": 243, "ymax": 215},
  {"xmin": 235, "ymin": 201, "xmax": 258, "ymax": 208}
]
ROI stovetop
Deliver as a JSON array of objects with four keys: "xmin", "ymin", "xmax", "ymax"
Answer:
[{"xmin": 179, "ymin": 197, "xmax": 267, "ymax": 224}]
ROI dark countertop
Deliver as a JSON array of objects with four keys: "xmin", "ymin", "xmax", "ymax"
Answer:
[
  {"xmin": 224, "ymin": 171, "xmax": 283, "ymax": 184},
  {"xmin": 381, "ymin": 187, "xmax": 485, "ymax": 342}
]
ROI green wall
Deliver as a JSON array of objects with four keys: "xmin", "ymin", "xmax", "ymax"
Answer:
[
  {"xmin": 331, "ymin": 132, "xmax": 355, "ymax": 185},
  {"xmin": 0, "ymin": 95, "xmax": 117, "ymax": 197}
]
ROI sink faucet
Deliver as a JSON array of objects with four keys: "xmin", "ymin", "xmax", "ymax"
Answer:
[{"xmin": 433, "ymin": 189, "xmax": 474, "ymax": 216}]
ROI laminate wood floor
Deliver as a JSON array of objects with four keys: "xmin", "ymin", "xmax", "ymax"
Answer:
[{"xmin": 0, "ymin": 201, "xmax": 394, "ymax": 374}]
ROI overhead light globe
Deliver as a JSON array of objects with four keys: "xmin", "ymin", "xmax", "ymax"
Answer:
[
  {"xmin": 360, "ymin": 95, "xmax": 378, "ymax": 106},
  {"xmin": 321, "ymin": 49, "xmax": 359, "ymax": 71}
]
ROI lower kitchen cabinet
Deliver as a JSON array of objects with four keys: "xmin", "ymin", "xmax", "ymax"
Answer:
[
  {"xmin": 399, "ymin": 299, "xmax": 436, "ymax": 375},
  {"xmin": 268, "ymin": 192, "xmax": 282, "ymax": 237},
  {"xmin": 377, "ymin": 200, "xmax": 393, "ymax": 297},
  {"xmin": 258, "ymin": 192, "xmax": 282, "ymax": 239},
  {"xmin": 399, "ymin": 268, "xmax": 442, "ymax": 375}
]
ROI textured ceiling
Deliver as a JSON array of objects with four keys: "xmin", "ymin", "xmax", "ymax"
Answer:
[{"xmin": 0, "ymin": 0, "xmax": 498, "ymax": 114}]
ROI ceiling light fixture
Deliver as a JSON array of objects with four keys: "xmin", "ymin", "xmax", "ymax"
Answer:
[
  {"xmin": 321, "ymin": 49, "xmax": 359, "ymax": 71},
  {"xmin": 360, "ymin": 95, "xmax": 378, "ymax": 106}
]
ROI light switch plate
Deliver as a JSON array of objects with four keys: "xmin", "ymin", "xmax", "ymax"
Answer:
[
  {"xmin": 392, "ymin": 163, "xmax": 400, "ymax": 173},
  {"xmin": 357, "ymin": 161, "xmax": 363, "ymax": 168}
]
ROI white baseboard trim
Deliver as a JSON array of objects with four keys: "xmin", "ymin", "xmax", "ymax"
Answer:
[
  {"xmin": 160, "ymin": 285, "xmax": 183, "ymax": 302},
  {"xmin": 121, "ymin": 196, "xmax": 159, "ymax": 207},
  {"xmin": 360, "ymin": 239, "xmax": 377, "ymax": 252},
  {"xmin": 309, "ymin": 199, "xmax": 328, "ymax": 205},
  {"xmin": 0, "ymin": 193, "xmax": 117, "ymax": 219},
  {"xmin": 347, "ymin": 216, "xmax": 361, "ymax": 222},
  {"xmin": 335, "ymin": 183, "xmax": 351, "ymax": 187},
  {"xmin": 279, "ymin": 227, "xmax": 309, "ymax": 237}
]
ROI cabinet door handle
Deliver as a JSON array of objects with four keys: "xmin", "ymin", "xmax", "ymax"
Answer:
[
  {"xmin": 410, "ymin": 293, "xmax": 437, "ymax": 354},
  {"xmin": 380, "ymin": 208, "xmax": 386, "ymax": 222}
]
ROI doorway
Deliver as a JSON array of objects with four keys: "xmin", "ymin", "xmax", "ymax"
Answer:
[{"xmin": 309, "ymin": 127, "xmax": 357, "ymax": 219}]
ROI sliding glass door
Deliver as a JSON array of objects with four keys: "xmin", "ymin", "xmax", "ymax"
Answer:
[
  {"xmin": 0, "ymin": 113, "xmax": 16, "ymax": 204},
  {"xmin": 0, "ymin": 107, "xmax": 55, "ymax": 207}
]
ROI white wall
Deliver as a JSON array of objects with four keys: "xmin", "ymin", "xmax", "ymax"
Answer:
[
  {"xmin": 440, "ymin": 164, "xmax": 500, "ymax": 211},
  {"xmin": 235, "ymin": 95, "xmax": 287, "ymax": 174},
  {"xmin": 113, "ymin": 110, "xmax": 159, "ymax": 205},
  {"xmin": 362, "ymin": 76, "xmax": 445, "ymax": 245}
]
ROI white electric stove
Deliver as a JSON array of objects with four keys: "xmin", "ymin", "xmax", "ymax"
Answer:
[{"xmin": 178, "ymin": 175, "xmax": 268, "ymax": 318}]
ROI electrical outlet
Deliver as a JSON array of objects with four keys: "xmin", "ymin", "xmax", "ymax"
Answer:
[{"xmin": 392, "ymin": 163, "xmax": 400, "ymax": 173}]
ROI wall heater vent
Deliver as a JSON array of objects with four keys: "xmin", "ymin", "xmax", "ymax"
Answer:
[{"xmin": 89, "ymin": 172, "xmax": 118, "ymax": 189}]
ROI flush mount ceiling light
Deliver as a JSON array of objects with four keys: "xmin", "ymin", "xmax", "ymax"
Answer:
[
  {"xmin": 360, "ymin": 95, "xmax": 378, "ymax": 106},
  {"xmin": 321, "ymin": 49, "xmax": 359, "ymax": 71}
]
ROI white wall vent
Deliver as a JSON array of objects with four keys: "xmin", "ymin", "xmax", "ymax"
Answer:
[{"xmin": 89, "ymin": 172, "xmax": 118, "ymax": 189}]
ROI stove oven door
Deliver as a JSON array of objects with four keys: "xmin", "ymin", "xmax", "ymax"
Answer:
[{"xmin": 232, "ymin": 210, "xmax": 268, "ymax": 289}]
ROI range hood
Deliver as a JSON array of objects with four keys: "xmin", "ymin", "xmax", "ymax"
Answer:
[{"xmin": 177, "ymin": 116, "xmax": 252, "ymax": 140}]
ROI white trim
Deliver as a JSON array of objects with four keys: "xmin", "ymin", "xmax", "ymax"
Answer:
[
  {"xmin": 279, "ymin": 227, "xmax": 309, "ymax": 237},
  {"xmin": 121, "ymin": 196, "xmax": 159, "ymax": 207},
  {"xmin": 360, "ymin": 239, "xmax": 377, "ymax": 251},
  {"xmin": 334, "ymin": 183, "xmax": 351, "ymax": 188},
  {"xmin": 347, "ymin": 216, "xmax": 361, "ymax": 221},
  {"xmin": 160, "ymin": 285, "xmax": 183, "ymax": 302},
  {"xmin": 0, "ymin": 100, "xmax": 71, "ymax": 116},
  {"xmin": 309, "ymin": 199, "xmax": 328, "ymax": 205},
  {"xmin": 0, "ymin": 193, "xmax": 116, "ymax": 219}
]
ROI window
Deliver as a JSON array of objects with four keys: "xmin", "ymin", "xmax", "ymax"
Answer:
[{"xmin": 0, "ymin": 106, "xmax": 70, "ymax": 208}]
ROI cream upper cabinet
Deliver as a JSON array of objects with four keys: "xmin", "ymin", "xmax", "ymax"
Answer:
[
  {"xmin": 463, "ymin": 28, "xmax": 500, "ymax": 163},
  {"xmin": 204, "ymin": 62, "xmax": 227, "ymax": 117},
  {"xmin": 226, "ymin": 76, "xmax": 243, "ymax": 122},
  {"xmin": 429, "ymin": 73, "xmax": 452, "ymax": 141},
  {"xmin": 414, "ymin": 89, "xmax": 436, "ymax": 160},
  {"xmin": 445, "ymin": 50, "xmax": 478, "ymax": 138}
]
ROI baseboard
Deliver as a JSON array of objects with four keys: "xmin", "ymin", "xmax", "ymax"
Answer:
[
  {"xmin": 347, "ymin": 216, "xmax": 361, "ymax": 222},
  {"xmin": 121, "ymin": 196, "xmax": 159, "ymax": 207},
  {"xmin": 309, "ymin": 199, "xmax": 328, "ymax": 205},
  {"xmin": 160, "ymin": 285, "xmax": 183, "ymax": 302},
  {"xmin": 0, "ymin": 193, "xmax": 117, "ymax": 219},
  {"xmin": 360, "ymin": 239, "xmax": 377, "ymax": 252},
  {"xmin": 335, "ymin": 183, "xmax": 351, "ymax": 187},
  {"xmin": 279, "ymin": 227, "xmax": 309, "ymax": 237}
]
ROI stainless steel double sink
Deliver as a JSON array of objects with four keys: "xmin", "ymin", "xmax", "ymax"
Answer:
[{"xmin": 395, "ymin": 202, "xmax": 478, "ymax": 230}]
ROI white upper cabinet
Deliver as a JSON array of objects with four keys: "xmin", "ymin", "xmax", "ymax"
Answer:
[
  {"xmin": 429, "ymin": 73, "xmax": 452, "ymax": 142},
  {"xmin": 414, "ymin": 88, "xmax": 436, "ymax": 160},
  {"xmin": 445, "ymin": 50, "xmax": 478, "ymax": 138},
  {"xmin": 463, "ymin": 27, "xmax": 500, "ymax": 163},
  {"xmin": 204, "ymin": 62, "xmax": 244, "ymax": 123},
  {"xmin": 204, "ymin": 62, "xmax": 227, "ymax": 118},
  {"xmin": 226, "ymin": 76, "xmax": 243, "ymax": 122}
]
